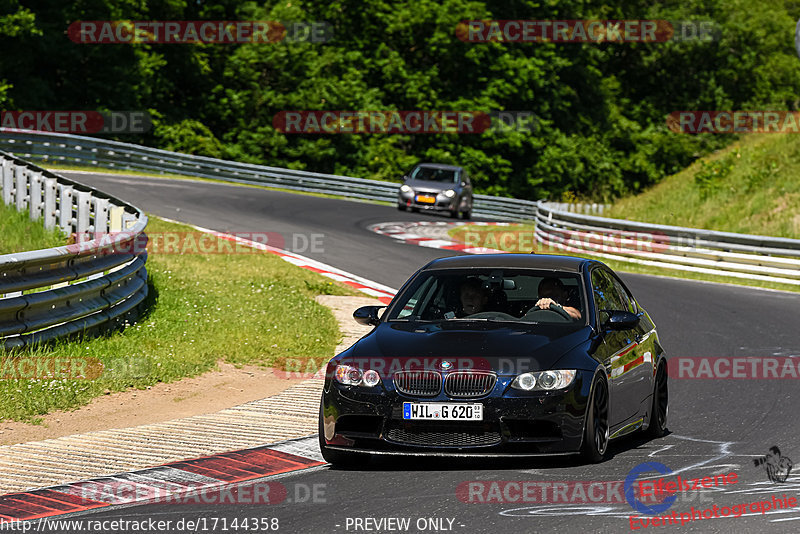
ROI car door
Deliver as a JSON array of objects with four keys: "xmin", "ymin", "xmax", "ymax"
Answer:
[
  {"xmin": 605, "ymin": 271, "xmax": 654, "ymax": 421},
  {"xmin": 590, "ymin": 268, "xmax": 640, "ymax": 426}
]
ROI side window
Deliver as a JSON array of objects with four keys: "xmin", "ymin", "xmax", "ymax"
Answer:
[
  {"xmin": 396, "ymin": 277, "xmax": 435, "ymax": 319},
  {"xmin": 608, "ymin": 274, "xmax": 637, "ymax": 314},
  {"xmin": 591, "ymin": 270, "xmax": 626, "ymax": 321}
]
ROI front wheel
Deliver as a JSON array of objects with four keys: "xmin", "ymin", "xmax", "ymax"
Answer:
[
  {"xmin": 397, "ymin": 203, "xmax": 407, "ymax": 211},
  {"xmin": 581, "ymin": 375, "xmax": 610, "ymax": 463},
  {"xmin": 645, "ymin": 361, "xmax": 668, "ymax": 438}
]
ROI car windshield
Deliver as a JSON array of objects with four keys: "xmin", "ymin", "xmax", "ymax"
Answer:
[
  {"xmin": 410, "ymin": 166, "xmax": 458, "ymax": 183},
  {"xmin": 386, "ymin": 268, "xmax": 585, "ymax": 324}
]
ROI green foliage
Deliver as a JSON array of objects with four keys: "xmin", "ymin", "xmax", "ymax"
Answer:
[
  {"xmin": 154, "ymin": 119, "xmax": 226, "ymax": 159},
  {"xmin": 2, "ymin": 0, "xmax": 800, "ymax": 201},
  {"xmin": 694, "ymin": 151, "xmax": 736, "ymax": 199}
]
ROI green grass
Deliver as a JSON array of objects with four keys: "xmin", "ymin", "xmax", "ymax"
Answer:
[
  {"xmin": 0, "ymin": 202, "xmax": 66, "ymax": 253},
  {"xmin": 448, "ymin": 224, "xmax": 800, "ymax": 293},
  {"xmin": 605, "ymin": 134, "xmax": 800, "ymax": 238},
  {"xmin": 0, "ymin": 216, "xmax": 360, "ymax": 422},
  {"xmin": 44, "ymin": 162, "xmax": 392, "ymax": 206}
]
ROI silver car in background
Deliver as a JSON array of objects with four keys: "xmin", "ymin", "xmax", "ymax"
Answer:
[{"xmin": 397, "ymin": 163, "xmax": 473, "ymax": 219}]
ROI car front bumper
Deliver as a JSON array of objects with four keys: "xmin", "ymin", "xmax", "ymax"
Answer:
[
  {"xmin": 320, "ymin": 372, "xmax": 590, "ymax": 455},
  {"xmin": 398, "ymin": 191, "xmax": 457, "ymax": 211}
]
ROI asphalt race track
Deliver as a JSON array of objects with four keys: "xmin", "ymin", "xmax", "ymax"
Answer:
[{"xmin": 53, "ymin": 171, "xmax": 800, "ymax": 533}]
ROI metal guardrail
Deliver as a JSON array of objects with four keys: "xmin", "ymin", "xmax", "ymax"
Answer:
[
  {"xmin": 0, "ymin": 150, "xmax": 149, "ymax": 349},
  {"xmin": 2, "ymin": 128, "xmax": 796, "ymax": 286},
  {"xmin": 0, "ymin": 129, "xmax": 554, "ymax": 221},
  {"xmin": 535, "ymin": 202, "xmax": 800, "ymax": 286}
]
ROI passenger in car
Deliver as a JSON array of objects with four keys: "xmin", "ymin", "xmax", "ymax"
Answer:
[
  {"xmin": 459, "ymin": 277, "xmax": 491, "ymax": 316},
  {"xmin": 534, "ymin": 277, "xmax": 582, "ymax": 320}
]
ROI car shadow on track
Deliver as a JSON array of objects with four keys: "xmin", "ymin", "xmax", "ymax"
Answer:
[{"xmin": 327, "ymin": 430, "xmax": 674, "ymax": 472}]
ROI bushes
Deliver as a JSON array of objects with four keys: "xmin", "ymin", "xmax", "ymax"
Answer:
[{"xmin": 2, "ymin": 0, "xmax": 800, "ymax": 202}]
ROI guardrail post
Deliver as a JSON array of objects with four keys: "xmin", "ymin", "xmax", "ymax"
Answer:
[
  {"xmin": 93, "ymin": 197, "xmax": 110, "ymax": 237},
  {"xmin": 75, "ymin": 191, "xmax": 92, "ymax": 236},
  {"xmin": 1, "ymin": 158, "xmax": 13, "ymax": 205},
  {"xmin": 15, "ymin": 166, "xmax": 28, "ymax": 211},
  {"xmin": 43, "ymin": 178, "xmax": 58, "ymax": 230},
  {"xmin": 29, "ymin": 171, "xmax": 43, "ymax": 222},
  {"xmin": 123, "ymin": 212, "xmax": 136, "ymax": 229},
  {"xmin": 58, "ymin": 184, "xmax": 74, "ymax": 234},
  {"xmin": 109, "ymin": 206, "xmax": 124, "ymax": 232}
]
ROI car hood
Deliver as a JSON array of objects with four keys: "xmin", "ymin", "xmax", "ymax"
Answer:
[
  {"xmin": 405, "ymin": 179, "xmax": 455, "ymax": 192},
  {"xmin": 338, "ymin": 321, "xmax": 593, "ymax": 375}
]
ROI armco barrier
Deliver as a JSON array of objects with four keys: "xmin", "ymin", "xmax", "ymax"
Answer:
[
  {"xmin": 2, "ymin": 129, "xmax": 796, "ymax": 286},
  {"xmin": 535, "ymin": 202, "xmax": 800, "ymax": 285},
  {"xmin": 0, "ymin": 150, "xmax": 149, "ymax": 349},
  {"xmin": 0, "ymin": 129, "xmax": 567, "ymax": 221}
]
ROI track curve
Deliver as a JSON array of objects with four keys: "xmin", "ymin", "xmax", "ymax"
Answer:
[{"xmin": 55, "ymin": 171, "xmax": 800, "ymax": 533}]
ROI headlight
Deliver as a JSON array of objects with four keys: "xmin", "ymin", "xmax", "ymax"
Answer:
[
  {"xmin": 511, "ymin": 370, "xmax": 576, "ymax": 391},
  {"xmin": 443, "ymin": 189, "xmax": 456, "ymax": 198},
  {"xmin": 362, "ymin": 369, "xmax": 381, "ymax": 387},
  {"xmin": 334, "ymin": 364, "xmax": 382, "ymax": 387},
  {"xmin": 400, "ymin": 185, "xmax": 412, "ymax": 193}
]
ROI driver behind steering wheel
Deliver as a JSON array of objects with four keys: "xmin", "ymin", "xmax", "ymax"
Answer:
[
  {"xmin": 534, "ymin": 277, "xmax": 582, "ymax": 320},
  {"xmin": 459, "ymin": 277, "xmax": 491, "ymax": 316}
]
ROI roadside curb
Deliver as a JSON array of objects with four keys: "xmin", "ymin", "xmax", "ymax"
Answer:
[
  {"xmin": 369, "ymin": 221, "xmax": 510, "ymax": 254},
  {"xmin": 0, "ymin": 435, "xmax": 323, "ymax": 524}
]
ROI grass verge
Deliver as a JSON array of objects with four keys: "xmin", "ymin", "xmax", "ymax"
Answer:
[
  {"xmin": 448, "ymin": 224, "xmax": 800, "ymax": 293},
  {"xmin": 0, "ymin": 216, "xmax": 360, "ymax": 422},
  {"xmin": 0, "ymin": 201, "xmax": 66, "ymax": 253},
  {"xmin": 605, "ymin": 134, "xmax": 800, "ymax": 238}
]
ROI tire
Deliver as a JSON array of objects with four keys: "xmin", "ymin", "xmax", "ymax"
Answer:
[
  {"xmin": 581, "ymin": 375, "xmax": 610, "ymax": 463},
  {"xmin": 449, "ymin": 208, "xmax": 460, "ymax": 219},
  {"xmin": 397, "ymin": 203, "xmax": 407, "ymax": 211},
  {"xmin": 462, "ymin": 209, "xmax": 471, "ymax": 220},
  {"xmin": 645, "ymin": 361, "xmax": 669, "ymax": 438},
  {"xmin": 318, "ymin": 401, "xmax": 361, "ymax": 468}
]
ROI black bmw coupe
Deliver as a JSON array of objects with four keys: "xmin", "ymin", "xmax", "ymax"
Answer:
[{"xmin": 318, "ymin": 254, "xmax": 668, "ymax": 465}]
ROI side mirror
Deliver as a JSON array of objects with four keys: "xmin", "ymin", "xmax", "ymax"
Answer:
[
  {"xmin": 460, "ymin": 181, "xmax": 467, "ymax": 187},
  {"xmin": 603, "ymin": 310, "xmax": 639, "ymax": 331},
  {"xmin": 402, "ymin": 175, "xmax": 409, "ymax": 181},
  {"xmin": 353, "ymin": 306, "xmax": 385, "ymax": 326}
]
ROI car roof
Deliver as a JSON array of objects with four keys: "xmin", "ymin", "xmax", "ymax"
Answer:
[
  {"xmin": 422, "ymin": 254, "xmax": 597, "ymax": 273},
  {"xmin": 414, "ymin": 163, "xmax": 462, "ymax": 171}
]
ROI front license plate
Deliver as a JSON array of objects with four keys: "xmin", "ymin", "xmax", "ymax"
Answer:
[
  {"xmin": 402, "ymin": 402, "xmax": 483, "ymax": 421},
  {"xmin": 416, "ymin": 194, "xmax": 436, "ymax": 204}
]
